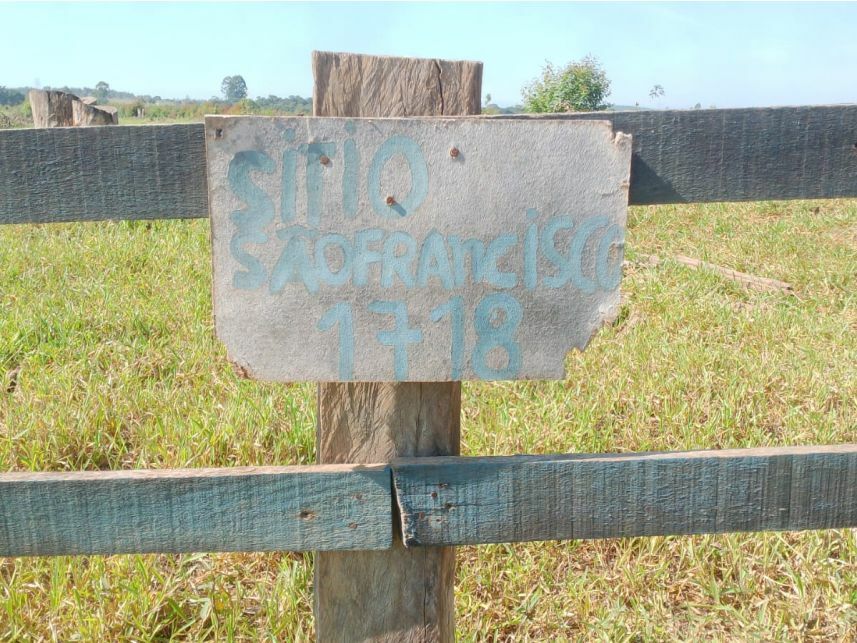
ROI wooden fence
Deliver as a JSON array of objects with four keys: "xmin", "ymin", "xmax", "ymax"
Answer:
[
  {"xmin": 3, "ymin": 446, "xmax": 855, "ymax": 557},
  {"xmin": 1, "ymin": 50, "xmax": 856, "ymax": 640},
  {"xmin": 4, "ymin": 105, "xmax": 857, "ymax": 224}
]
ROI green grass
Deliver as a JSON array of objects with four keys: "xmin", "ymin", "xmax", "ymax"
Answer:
[
  {"xmin": 0, "ymin": 104, "xmax": 31, "ymax": 129},
  {"xmin": 1, "ymin": 199, "xmax": 855, "ymax": 640}
]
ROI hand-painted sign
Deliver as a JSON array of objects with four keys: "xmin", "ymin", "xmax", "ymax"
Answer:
[{"xmin": 205, "ymin": 116, "xmax": 632, "ymax": 381}]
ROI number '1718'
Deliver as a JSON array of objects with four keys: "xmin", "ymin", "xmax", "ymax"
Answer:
[{"xmin": 317, "ymin": 294, "xmax": 522, "ymax": 381}]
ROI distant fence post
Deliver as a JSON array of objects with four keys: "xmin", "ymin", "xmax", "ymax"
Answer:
[
  {"xmin": 311, "ymin": 51, "xmax": 481, "ymax": 642},
  {"xmin": 28, "ymin": 89, "xmax": 118, "ymax": 127}
]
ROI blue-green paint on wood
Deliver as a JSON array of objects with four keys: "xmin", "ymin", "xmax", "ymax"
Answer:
[
  {"xmin": 1, "ymin": 445, "xmax": 855, "ymax": 556},
  {"xmin": 367, "ymin": 134, "xmax": 429, "ymax": 218},
  {"xmin": 305, "ymin": 141, "xmax": 336, "ymax": 227},
  {"xmin": 368, "ymin": 300, "xmax": 422, "ymax": 380},
  {"xmin": 280, "ymin": 145, "xmax": 298, "ymax": 223},
  {"xmin": 317, "ymin": 302, "xmax": 355, "ymax": 380},
  {"xmin": 392, "ymin": 445, "xmax": 857, "ymax": 546},
  {"xmin": 0, "ymin": 465, "xmax": 392, "ymax": 556},
  {"xmin": 227, "ymin": 150, "xmax": 276, "ymax": 290}
]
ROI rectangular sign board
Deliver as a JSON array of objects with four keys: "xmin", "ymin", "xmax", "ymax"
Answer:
[{"xmin": 205, "ymin": 116, "xmax": 632, "ymax": 381}]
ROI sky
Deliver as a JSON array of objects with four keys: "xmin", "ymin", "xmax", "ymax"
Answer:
[{"xmin": 1, "ymin": 1, "xmax": 856, "ymax": 109}]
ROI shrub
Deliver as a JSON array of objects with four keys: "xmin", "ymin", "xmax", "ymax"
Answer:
[{"xmin": 522, "ymin": 56, "xmax": 611, "ymax": 113}]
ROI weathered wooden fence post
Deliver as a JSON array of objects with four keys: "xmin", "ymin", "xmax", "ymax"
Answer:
[{"xmin": 311, "ymin": 51, "xmax": 482, "ymax": 642}]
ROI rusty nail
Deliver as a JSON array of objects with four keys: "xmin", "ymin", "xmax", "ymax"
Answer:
[
  {"xmin": 319, "ymin": 154, "xmax": 330, "ymax": 166},
  {"xmin": 449, "ymin": 147, "xmax": 460, "ymax": 158},
  {"xmin": 431, "ymin": 491, "xmax": 438, "ymax": 499},
  {"xmin": 386, "ymin": 195, "xmax": 396, "ymax": 206}
]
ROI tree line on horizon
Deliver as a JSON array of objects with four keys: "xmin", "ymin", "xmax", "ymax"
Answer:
[
  {"xmin": 0, "ymin": 79, "xmax": 314, "ymax": 123},
  {"xmin": 2, "ymin": 57, "xmax": 684, "ymax": 127}
]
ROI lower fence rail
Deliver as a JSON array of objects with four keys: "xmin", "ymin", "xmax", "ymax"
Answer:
[
  {"xmin": 0, "ymin": 464, "xmax": 393, "ymax": 556},
  {"xmin": 1, "ymin": 444, "xmax": 855, "ymax": 557}
]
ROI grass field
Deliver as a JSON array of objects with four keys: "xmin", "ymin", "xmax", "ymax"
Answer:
[{"xmin": 0, "ymin": 199, "xmax": 855, "ymax": 640}]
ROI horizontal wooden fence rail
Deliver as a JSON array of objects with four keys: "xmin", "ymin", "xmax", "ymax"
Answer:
[
  {"xmin": 0, "ymin": 123, "xmax": 207, "ymax": 224},
  {"xmin": 0, "ymin": 464, "xmax": 393, "ymax": 556},
  {"xmin": 2, "ymin": 445, "xmax": 855, "ymax": 557},
  {"xmin": 1, "ymin": 105, "xmax": 856, "ymax": 224},
  {"xmin": 393, "ymin": 445, "xmax": 857, "ymax": 546},
  {"xmin": 498, "ymin": 106, "xmax": 857, "ymax": 204}
]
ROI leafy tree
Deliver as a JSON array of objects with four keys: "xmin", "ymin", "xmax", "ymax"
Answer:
[
  {"xmin": 95, "ymin": 81, "xmax": 110, "ymax": 102},
  {"xmin": 522, "ymin": 56, "xmax": 610, "ymax": 113},
  {"xmin": 648, "ymin": 84, "xmax": 665, "ymax": 101},
  {"xmin": 221, "ymin": 75, "xmax": 248, "ymax": 102},
  {"xmin": 253, "ymin": 94, "xmax": 312, "ymax": 114}
]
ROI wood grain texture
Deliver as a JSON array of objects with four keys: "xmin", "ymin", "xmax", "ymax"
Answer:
[
  {"xmin": 0, "ymin": 464, "xmax": 392, "ymax": 556},
  {"xmin": 392, "ymin": 444, "xmax": 857, "ymax": 546},
  {"xmin": 28, "ymin": 90, "xmax": 76, "ymax": 128},
  {"xmin": 29, "ymin": 90, "xmax": 117, "ymax": 130},
  {"xmin": 316, "ymin": 383, "xmax": 460, "ymax": 642},
  {"xmin": 0, "ymin": 123, "xmax": 207, "ymax": 224},
  {"xmin": 72, "ymin": 101, "xmax": 118, "ymax": 126},
  {"xmin": 3, "ymin": 444, "xmax": 854, "ymax": 557},
  {"xmin": 313, "ymin": 371, "xmax": 462, "ymax": 636},
  {"xmin": 2, "ymin": 104, "xmax": 856, "ymax": 225},
  {"xmin": 312, "ymin": 50, "xmax": 477, "ymax": 643},
  {"xmin": 497, "ymin": 106, "xmax": 857, "ymax": 204},
  {"xmin": 312, "ymin": 51, "xmax": 482, "ymax": 118}
]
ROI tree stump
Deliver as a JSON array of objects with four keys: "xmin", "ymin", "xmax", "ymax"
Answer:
[
  {"xmin": 28, "ymin": 89, "xmax": 118, "ymax": 127},
  {"xmin": 73, "ymin": 101, "xmax": 117, "ymax": 126}
]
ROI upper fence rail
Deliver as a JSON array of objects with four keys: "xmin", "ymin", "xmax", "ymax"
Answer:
[{"xmin": 0, "ymin": 105, "xmax": 856, "ymax": 224}]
